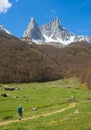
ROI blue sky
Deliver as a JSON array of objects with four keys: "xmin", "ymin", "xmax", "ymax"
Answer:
[{"xmin": 0, "ymin": 0, "xmax": 91, "ymax": 37}]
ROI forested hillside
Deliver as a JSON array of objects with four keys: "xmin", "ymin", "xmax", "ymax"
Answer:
[{"xmin": 0, "ymin": 32, "xmax": 91, "ymax": 88}]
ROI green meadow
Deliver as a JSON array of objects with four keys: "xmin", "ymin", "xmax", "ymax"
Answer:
[{"xmin": 0, "ymin": 78, "xmax": 91, "ymax": 130}]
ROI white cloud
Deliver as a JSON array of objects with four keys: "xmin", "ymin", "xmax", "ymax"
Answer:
[{"xmin": 0, "ymin": 0, "xmax": 12, "ymax": 14}]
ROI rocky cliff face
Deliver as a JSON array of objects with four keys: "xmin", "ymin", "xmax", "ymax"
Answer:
[
  {"xmin": 23, "ymin": 17, "xmax": 91, "ymax": 46},
  {"xmin": 23, "ymin": 17, "xmax": 45, "ymax": 41},
  {"xmin": 40, "ymin": 17, "xmax": 74, "ymax": 41}
]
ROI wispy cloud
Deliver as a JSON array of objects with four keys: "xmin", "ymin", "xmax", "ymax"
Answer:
[
  {"xmin": 0, "ymin": 0, "xmax": 12, "ymax": 14},
  {"xmin": 45, "ymin": 9, "xmax": 57, "ymax": 19},
  {"xmin": 16, "ymin": 0, "xmax": 19, "ymax": 3},
  {"xmin": 49, "ymin": 9, "xmax": 57, "ymax": 19},
  {"xmin": 50, "ymin": 9, "xmax": 56, "ymax": 16},
  {"xmin": 79, "ymin": 0, "xmax": 91, "ymax": 9}
]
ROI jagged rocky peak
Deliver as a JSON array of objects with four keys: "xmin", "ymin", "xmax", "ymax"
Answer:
[
  {"xmin": 23, "ymin": 17, "xmax": 45, "ymax": 41},
  {"xmin": 41, "ymin": 17, "xmax": 62, "ymax": 31},
  {"xmin": 31, "ymin": 17, "xmax": 35, "ymax": 23},
  {"xmin": 23, "ymin": 16, "xmax": 91, "ymax": 46},
  {"xmin": 40, "ymin": 17, "xmax": 62, "ymax": 37},
  {"xmin": 27, "ymin": 17, "xmax": 37, "ymax": 30},
  {"xmin": 47, "ymin": 16, "xmax": 62, "ymax": 29},
  {"xmin": 40, "ymin": 16, "xmax": 74, "ymax": 41},
  {"xmin": 51, "ymin": 16, "xmax": 62, "ymax": 28}
]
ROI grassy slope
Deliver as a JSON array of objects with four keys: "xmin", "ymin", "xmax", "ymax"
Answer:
[{"xmin": 0, "ymin": 78, "xmax": 91, "ymax": 130}]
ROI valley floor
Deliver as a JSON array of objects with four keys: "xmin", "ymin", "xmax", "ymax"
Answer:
[
  {"xmin": 0, "ymin": 102, "xmax": 76, "ymax": 126},
  {"xmin": 0, "ymin": 78, "xmax": 91, "ymax": 130}
]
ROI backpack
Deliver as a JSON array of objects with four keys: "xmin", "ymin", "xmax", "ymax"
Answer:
[{"xmin": 18, "ymin": 107, "xmax": 22, "ymax": 113}]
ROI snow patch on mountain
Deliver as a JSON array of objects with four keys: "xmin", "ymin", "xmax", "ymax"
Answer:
[
  {"xmin": 43, "ymin": 34, "xmax": 76, "ymax": 45},
  {"xmin": 0, "ymin": 25, "xmax": 11, "ymax": 34},
  {"xmin": 23, "ymin": 17, "xmax": 91, "ymax": 46}
]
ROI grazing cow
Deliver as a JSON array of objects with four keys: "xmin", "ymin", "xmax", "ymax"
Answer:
[
  {"xmin": 4, "ymin": 86, "xmax": 15, "ymax": 91},
  {"xmin": 1, "ymin": 93, "xmax": 8, "ymax": 97}
]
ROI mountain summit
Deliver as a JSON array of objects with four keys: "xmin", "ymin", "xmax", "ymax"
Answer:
[
  {"xmin": 23, "ymin": 17, "xmax": 91, "ymax": 46},
  {"xmin": 40, "ymin": 17, "xmax": 63, "ymax": 37},
  {"xmin": 40, "ymin": 17, "xmax": 74, "ymax": 44},
  {"xmin": 23, "ymin": 17, "xmax": 45, "ymax": 41}
]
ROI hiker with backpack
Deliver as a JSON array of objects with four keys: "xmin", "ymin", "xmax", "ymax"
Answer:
[{"xmin": 18, "ymin": 105, "xmax": 22, "ymax": 120}]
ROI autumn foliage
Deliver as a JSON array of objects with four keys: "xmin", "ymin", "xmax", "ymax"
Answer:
[{"xmin": 0, "ymin": 32, "xmax": 91, "ymax": 89}]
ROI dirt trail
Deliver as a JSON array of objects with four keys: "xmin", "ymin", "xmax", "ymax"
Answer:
[{"xmin": 0, "ymin": 102, "xmax": 76, "ymax": 126}]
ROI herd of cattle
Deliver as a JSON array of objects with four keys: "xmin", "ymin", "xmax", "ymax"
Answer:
[{"xmin": 1, "ymin": 86, "xmax": 20, "ymax": 97}]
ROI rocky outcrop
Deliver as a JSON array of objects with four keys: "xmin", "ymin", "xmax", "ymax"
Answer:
[
  {"xmin": 40, "ymin": 17, "xmax": 74, "ymax": 41},
  {"xmin": 23, "ymin": 17, "xmax": 91, "ymax": 46},
  {"xmin": 23, "ymin": 17, "xmax": 45, "ymax": 41}
]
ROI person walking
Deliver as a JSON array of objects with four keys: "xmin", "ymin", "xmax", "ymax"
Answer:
[{"xmin": 18, "ymin": 105, "xmax": 22, "ymax": 120}]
